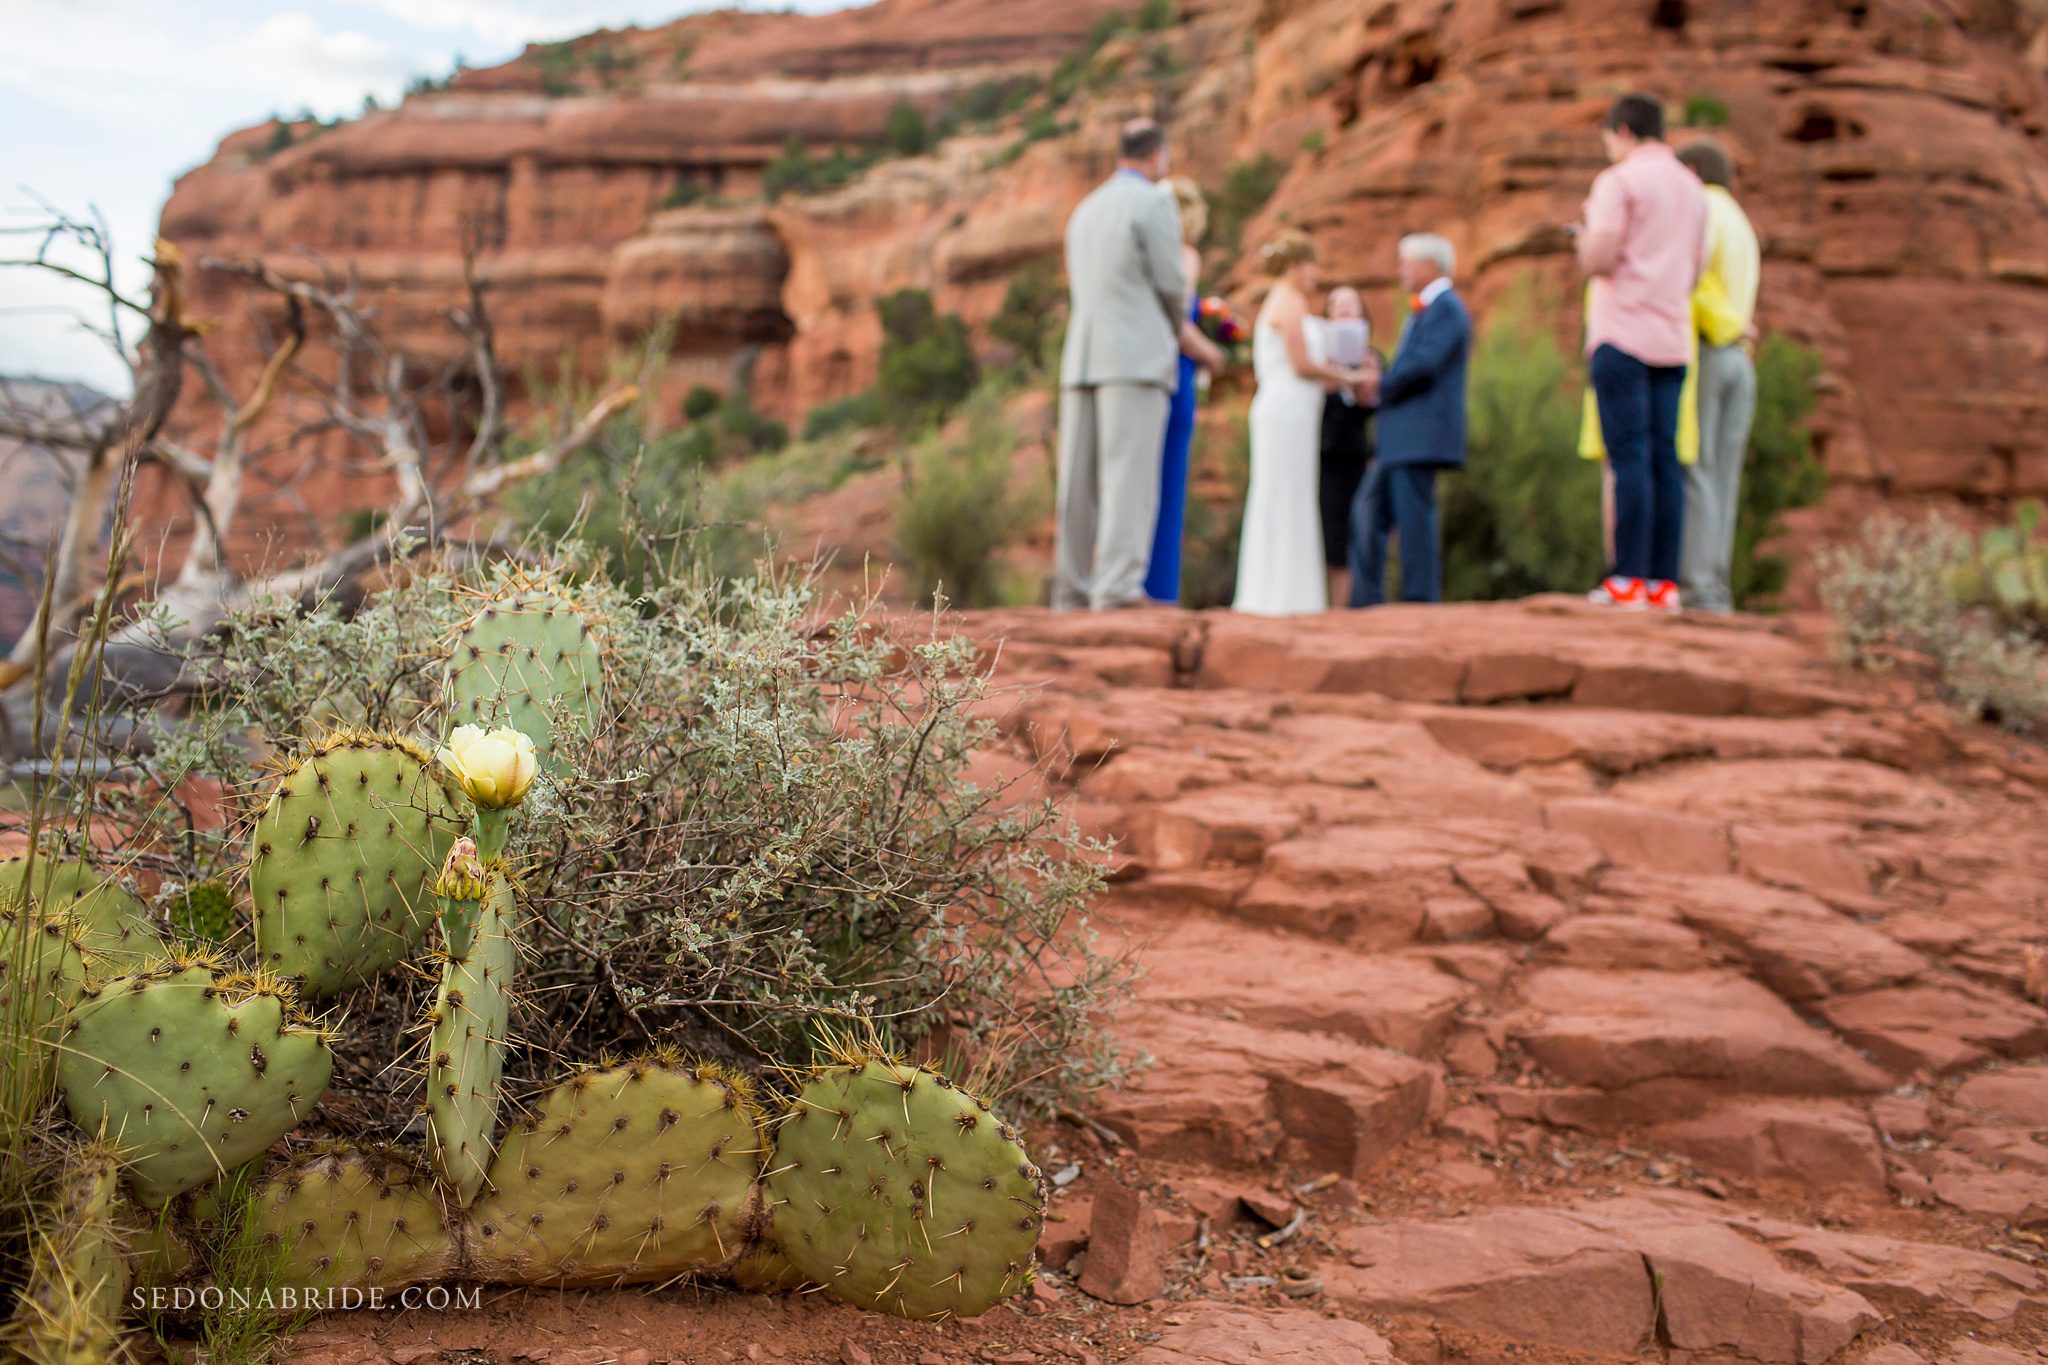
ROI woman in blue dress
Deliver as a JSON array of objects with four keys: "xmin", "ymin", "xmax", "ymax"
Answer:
[{"xmin": 1145, "ymin": 178, "xmax": 1226, "ymax": 604}]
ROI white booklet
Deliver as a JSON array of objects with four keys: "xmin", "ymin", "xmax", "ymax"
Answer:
[{"xmin": 1327, "ymin": 318, "xmax": 1370, "ymax": 369}]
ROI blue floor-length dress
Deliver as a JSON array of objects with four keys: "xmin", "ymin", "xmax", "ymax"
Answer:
[{"xmin": 1144, "ymin": 295, "xmax": 1202, "ymax": 604}]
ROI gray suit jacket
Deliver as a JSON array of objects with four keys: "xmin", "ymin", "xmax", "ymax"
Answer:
[{"xmin": 1059, "ymin": 172, "xmax": 1188, "ymax": 390}]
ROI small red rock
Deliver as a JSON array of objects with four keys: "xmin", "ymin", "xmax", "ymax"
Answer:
[{"xmin": 1077, "ymin": 1180, "xmax": 1168, "ymax": 1305}]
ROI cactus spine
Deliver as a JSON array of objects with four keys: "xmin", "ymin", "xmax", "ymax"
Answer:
[
  {"xmin": 443, "ymin": 581, "xmax": 605, "ymax": 775},
  {"xmin": 249, "ymin": 733, "xmax": 464, "ymax": 998},
  {"xmin": 763, "ymin": 1050, "xmax": 1046, "ymax": 1321},
  {"xmin": 250, "ymin": 1144, "xmax": 459, "ymax": 1290},
  {"xmin": 2, "ymin": 905, "xmax": 93, "ymax": 1106},
  {"xmin": 0, "ymin": 854, "xmax": 160, "ymax": 972},
  {"xmin": 423, "ymin": 874, "xmax": 516, "ymax": 1207},
  {"xmin": 55, "ymin": 960, "xmax": 334, "ymax": 1204},
  {"xmin": 471, "ymin": 1055, "xmax": 764, "ymax": 1286},
  {"xmin": 3, "ymin": 1144, "xmax": 131, "ymax": 1365}
]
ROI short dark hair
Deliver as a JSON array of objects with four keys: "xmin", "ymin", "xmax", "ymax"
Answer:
[
  {"xmin": 1677, "ymin": 139, "xmax": 1733, "ymax": 188},
  {"xmin": 1602, "ymin": 93, "xmax": 1665, "ymax": 142},
  {"xmin": 1119, "ymin": 118, "xmax": 1164, "ymax": 161}
]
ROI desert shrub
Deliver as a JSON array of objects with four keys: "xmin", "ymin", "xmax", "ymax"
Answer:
[
  {"xmin": 894, "ymin": 390, "xmax": 1039, "ymax": 608},
  {"xmin": 1440, "ymin": 282, "xmax": 1604, "ymax": 600},
  {"xmin": 1734, "ymin": 333, "xmax": 1828, "ymax": 606},
  {"xmin": 1137, "ymin": 0, "xmax": 1177, "ymax": 30},
  {"xmin": 885, "ymin": 101, "xmax": 931, "ymax": 157},
  {"xmin": 1683, "ymin": 93, "xmax": 1731, "ymax": 127},
  {"xmin": 82, "ymin": 549, "xmax": 1130, "ymax": 1128},
  {"xmin": 662, "ymin": 180, "xmax": 705, "ymax": 209},
  {"xmin": 682, "ymin": 383, "xmax": 721, "ymax": 421},
  {"xmin": 803, "ymin": 391, "xmax": 885, "ymax": 440},
  {"xmin": 1818, "ymin": 515, "xmax": 2048, "ymax": 734},
  {"xmin": 990, "ymin": 261, "xmax": 1066, "ymax": 373},
  {"xmin": 1211, "ymin": 154, "xmax": 1285, "ymax": 255},
  {"xmin": 875, "ymin": 289, "xmax": 980, "ymax": 432}
]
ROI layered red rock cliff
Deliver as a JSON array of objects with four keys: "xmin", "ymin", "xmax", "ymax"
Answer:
[{"xmin": 159, "ymin": 0, "xmax": 2048, "ymax": 563}]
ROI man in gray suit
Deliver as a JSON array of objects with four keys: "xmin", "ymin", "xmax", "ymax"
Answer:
[{"xmin": 1054, "ymin": 119, "xmax": 1189, "ymax": 610}]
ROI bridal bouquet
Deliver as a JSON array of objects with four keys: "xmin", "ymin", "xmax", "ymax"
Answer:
[{"xmin": 1198, "ymin": 294, "xmax": 1249, "ymax": 349}]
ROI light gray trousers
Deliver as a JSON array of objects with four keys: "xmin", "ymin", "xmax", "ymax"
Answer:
[
  {"xmin": 1680, "ymin": 341, "xmax": 1758, "ymax": 613},
  {"xmin": 1053, "ymin": 382, "xmax": 1170, "ymax": 610}
]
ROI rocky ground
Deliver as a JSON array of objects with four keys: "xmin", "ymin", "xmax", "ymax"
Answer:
[{"xmin": 289, "ymin": 598, "xmax": 2047, "ymax": 1363}]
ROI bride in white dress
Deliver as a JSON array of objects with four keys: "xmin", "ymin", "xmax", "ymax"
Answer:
[{"xmin": 1234, "ymin": 230, "xmax": 1365, "ymax": 616}]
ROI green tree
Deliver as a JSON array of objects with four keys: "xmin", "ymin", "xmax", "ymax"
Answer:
[
  {"xmin": 989, "ymin": 261, "xmax": 1065, "ymax": 373},
  {"xmin": 1732, "ymin": 333, "xmax": 1827, "ymax": 606},
  {"xmin": 895, "ymin": 390, "xmax": 1039, "ymax": 607},
  {"xmin": 1211, "ymin": 154, "xmax": 1284, "ymax": 255},
  {"xmin": 1136, "ymin": 0, "xmax": 1176, "ymax": 30},
  {"xmin": 885, "ymin": 101, "xmax": 930, "ymax": 157},
  {"xmin": 874, "ymin": 290, "xmax": 980, "ymax": 431},
  {"xmin": 682, "ymin": 385, "xmax": 720, "ymax": 421},
  {"xmin": 1439, "ymin": 280, "xmax": 1605, "ymax": 600},
  {"xmin": 762, "ymin": 136, "xmax": 814, "ymax": 201}
]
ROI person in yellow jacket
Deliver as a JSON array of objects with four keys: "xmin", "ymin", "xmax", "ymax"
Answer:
[{"xmin": 1580, "ymin": 138, "xmax": 1758, "ymax": 609}]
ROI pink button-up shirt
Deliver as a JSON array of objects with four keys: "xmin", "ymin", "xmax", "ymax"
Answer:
[{"xmin": 1579, "ymin": 142, "xmax": 1706, "ymax": 368}]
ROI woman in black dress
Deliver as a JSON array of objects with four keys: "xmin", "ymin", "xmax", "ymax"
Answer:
[{"xmin": 1318, "ymin": 286, "xmax": 1379, "ymax": 605}]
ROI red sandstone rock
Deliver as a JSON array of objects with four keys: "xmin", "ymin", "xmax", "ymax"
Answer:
[
  {"xmin": 1124, "ymin": 1304, "xmax": 1401, "ymax": 1364},
  {"xmin": 1037, "ymin": 1199, "xmax": 1090, "ymax": 1270},
  {"xmin": 1515, "ymin": 968, "xmax": 1891, "ymax": 1094},
  {"xmin": 1954, "ymin": 1065, "xmax": 2048, "ymax": 1124},
  {"xmin": 1544, "ymin": 797, "xmax": 1729, "ymax": 875},
  {"xmin": 1817, "ymin": 983, "xmax": 2048, "ymax": 1075},
  {"xmin": 1541, "ymin": 914, "xmax": 1710, "ymax": 970},
  {"xmin": 1651, "ymin": 1098, "xmax": 1889, "ymax": 1195},
  {"xmin": 1078, "ymin": 1181, "xmax": 1168, "ymax": 1305},
  {"xmin": 1095, "ymin": 1008, "xmax": 1437, "ymax": 1176}
]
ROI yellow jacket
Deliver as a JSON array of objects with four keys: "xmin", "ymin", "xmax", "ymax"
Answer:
[{"xmin": 1579, "ymin": 183, "xmax": 1754, "ymax": 464}]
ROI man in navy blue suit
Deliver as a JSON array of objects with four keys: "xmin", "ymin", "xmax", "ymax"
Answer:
[{"xmin": 1347, "ymin": 234, "xmax": 1471, "ymax": 607}]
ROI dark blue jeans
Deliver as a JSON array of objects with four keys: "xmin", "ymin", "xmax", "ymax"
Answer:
[
  {"xmin": 1347, "ymin": 462, "xmax": 1441, "ymax": 606},
  {"xmin": 1591, "ymin": 343, "xmax": 1687, "ymax": 582}
]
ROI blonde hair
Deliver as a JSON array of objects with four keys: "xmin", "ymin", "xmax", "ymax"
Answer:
[
  {"xmin": 1258, "ymin": 228, "xmax": 1316, "ymax": 277},
  {"xmin": 1165, "ymin": 176, "xmax": 1208, "ymax": 245}
]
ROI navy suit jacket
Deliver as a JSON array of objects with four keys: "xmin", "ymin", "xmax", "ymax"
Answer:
[{"xmin": 1375, "ymin": 288, "xmax": 1471, "ymax": 470}]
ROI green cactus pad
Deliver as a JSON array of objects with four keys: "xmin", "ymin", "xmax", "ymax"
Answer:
[
  {"xmin": 250, "ymin": 733, "xmax": 464, "ymax": 998},
  {"xmin": 0, "ymin": 854, "xmax": 159, "ymax": 972},
  {"xmin": 423, "ymin": 877, "xmax": 517, "ymax": 1207},
  {"xmin": 55, "ymin": 962, "xmax": 333, "ymax": 1205},
  {"xmin": 471, "ymin": 1055, "xmax": 765, "ymax": 1286},
  {"xmin": 3, "ymin": 1144, "xmax": 130, "ymax": 1365},
  {"xmin": 443, "ymin": 581, "xmax": 605, "ymax": 773},
  {"xmin": 250, "ymin": 1144, "xmax": 458, "ymax": 1291},
  {"xmin": 764, "ymin": 1055, "xmax": 1045, "ymax": 1322},
  {"xmin": 1, "ymin": 906, "xmax": 92, "ymax": 1106}
]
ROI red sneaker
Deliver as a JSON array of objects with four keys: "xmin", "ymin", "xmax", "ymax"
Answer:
[
  {"xmin": 1587, "ymin": 576, "xmax": 1647, "ymax": 610},
  {"xmin": 1645, "ymin": 580, "xmax": 1682, "ymax": 613}
]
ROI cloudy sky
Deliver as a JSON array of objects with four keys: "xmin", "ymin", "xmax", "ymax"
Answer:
[{"xmin": 0, "ymin": 0, "xmax": 854, "ymax": 394}]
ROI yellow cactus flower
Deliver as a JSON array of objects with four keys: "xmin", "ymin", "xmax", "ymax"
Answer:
[{"xmin": 436, "ymin": 725, "xmax": 538, "ymax": 811}]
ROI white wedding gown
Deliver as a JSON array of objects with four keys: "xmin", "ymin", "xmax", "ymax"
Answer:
[{"xmin": 1234, "ymin": 317, "xmax": 1330, "ymax": 616}]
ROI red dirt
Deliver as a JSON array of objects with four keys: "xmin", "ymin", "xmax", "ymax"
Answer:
[{"xmin": 287, "ymin": 598, "xmax": 2048, "ymax": 1364}]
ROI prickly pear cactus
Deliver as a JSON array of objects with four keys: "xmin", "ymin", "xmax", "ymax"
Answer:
[
  {"xmin": 250, "ymin": 1143, "xmax": 458, "ymax": 1290},
  {"xmin": 764, "ymin": 1052, "xmax": 1046, "ymax": 1321},
  {"xmin": 443, "ymin": 580, "xmax": 604, "ymax": 773},
  {"xmin": 55, "ymin": 960, "xmax": 334, "ymax": 1204},
  {"xmin": 727, "ymin": 1242, "xmax": 811, "ymax": 1294},
  {"xmin": 249, "ymin": 733, "xmax": 464, "ymax": 998},
  {"xmin": 471, "ymin": 1054, "xmax": 764, "ymax": 1286},
  {"xmin": 0, "ymin": 854, "xmax": 159, "ymax": 971},
  {"xmin": 170, "ymin": 880, "xmax": 237, "ymax": 944},
  {"xmin": 2, "ymin": 1143, "xmax": 130, "ymax": 1365},
  {"xmin": 1, "ymin": 905, "xmax": 92, "ymax": 1104},
  {"xmin": 423, "ymin": 876, "xmax": 516, "ymax": 1207}
]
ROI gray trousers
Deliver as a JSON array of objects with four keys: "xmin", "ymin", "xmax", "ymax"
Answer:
[
  {"xmin": 1053, "ymin": 382, "xmax": 1170, "ymax": 609},
  {"xmin": 1680, "ymin": 341, "xmax": 1758, "ymax": 613}
]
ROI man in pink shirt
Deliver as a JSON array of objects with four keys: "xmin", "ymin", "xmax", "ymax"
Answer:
[{"xmin": 1575, "ymin": 93, "xmax": 1706, "ymax": 612}]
